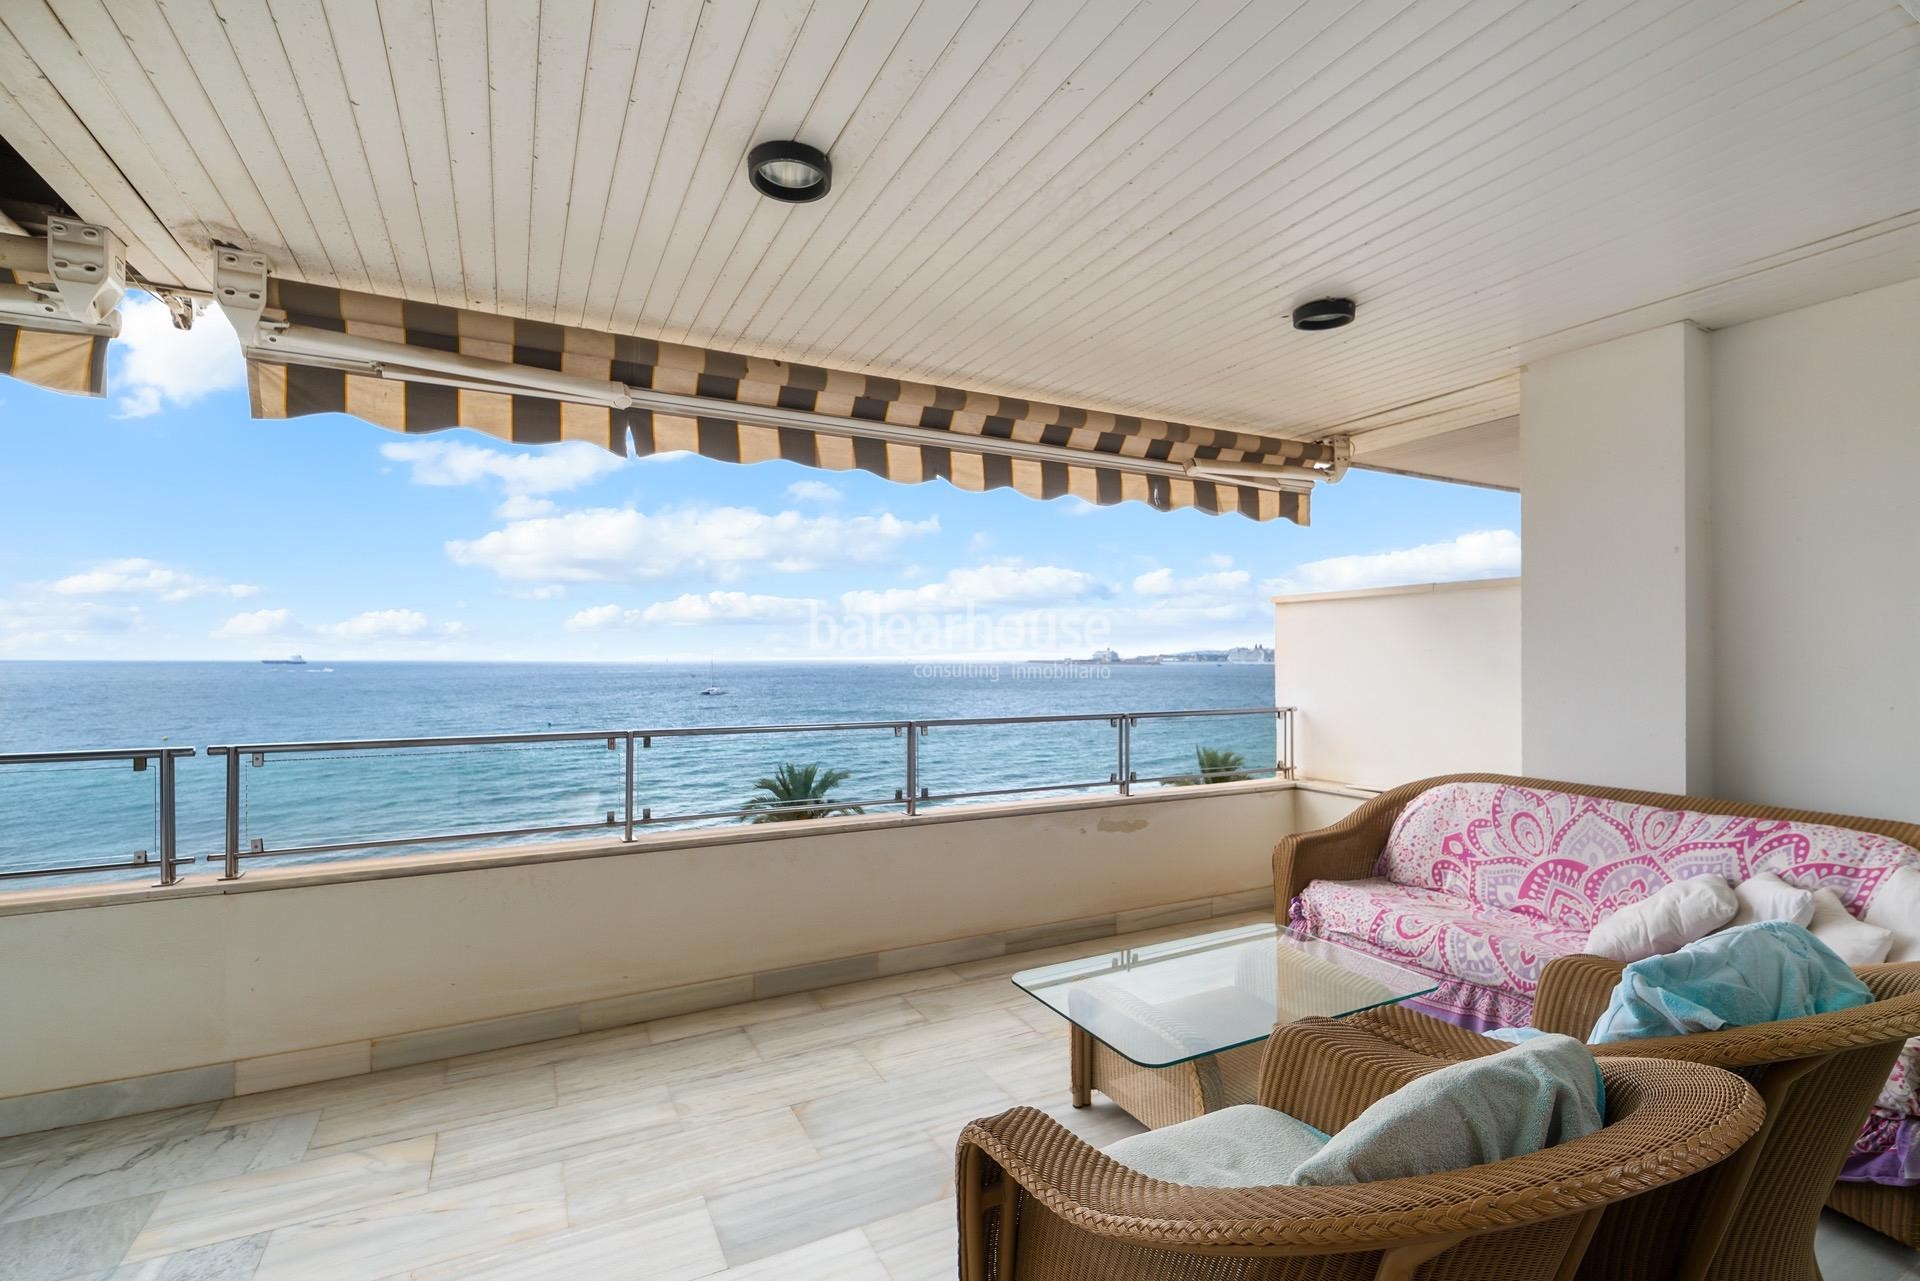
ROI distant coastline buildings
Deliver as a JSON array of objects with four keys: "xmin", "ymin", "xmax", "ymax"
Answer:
[{"xmin": 1067, "ymin": 643, "xmax": 1273, "ymax": 665}]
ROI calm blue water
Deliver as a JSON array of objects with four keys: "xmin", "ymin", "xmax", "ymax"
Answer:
[{"xmin": 0, "ymin": 661, "xmax": 1279, "ymax": 882}]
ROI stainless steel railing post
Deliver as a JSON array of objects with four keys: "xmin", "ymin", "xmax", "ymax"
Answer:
[
  {"xmin": 156, "ymin": 750, "xmax": 181, "ymax": 887},
  {"xmin": 221, "ymin": 748, "xmax": 243, "ymax": 880},
  {"xmin": 904, "ymin": 722, "xmax": 919, "ymax": 816},
  {"xmin": 623, "ymin": 733, "xmax": 635, "ymax": 842},
  {"xmin": 1116, "ymin": 716, "xmax": 1132, "ymax": 797}
]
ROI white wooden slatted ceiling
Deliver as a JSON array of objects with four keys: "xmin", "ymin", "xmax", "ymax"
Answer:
[{"xmin": 1, "ymin": 0, "xmax": 1916, "ymax": 490}]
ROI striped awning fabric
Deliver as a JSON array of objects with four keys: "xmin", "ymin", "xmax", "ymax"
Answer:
[
  {"xmin": 0, "ymin": 268, "xmax": 108, "ymax": 397},
  {"xmin": 247, "ymin": 281, "xmax": 1333, "ymax": 523}
]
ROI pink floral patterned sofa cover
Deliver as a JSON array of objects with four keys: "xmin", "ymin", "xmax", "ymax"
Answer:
[{"xmin": 1287, "ymin": 780, "xmax": 1920, "ymax": 1184}]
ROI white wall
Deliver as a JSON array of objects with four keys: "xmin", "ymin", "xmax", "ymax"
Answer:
[
  {"xmin": 1272, "ymin": 579, "xmax": 1520, "ymax": 790},
  {"xmin": 0, "ymin": 784, "xmax": 1299, "ymax": 1099},
  {"xmin": 1521, "ymin": 323, "xmax": 1714, "ymax": 793},
  {"xmin": 1519, "ymin": 278, "xmax": 1919, "ymax": 820},
  {"xmin": 1710, "ymin": 279, "xmax": 1920, "ymax": 819}
]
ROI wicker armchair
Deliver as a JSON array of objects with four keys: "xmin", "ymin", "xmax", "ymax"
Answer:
[
  {"xmin": 1273, "ymin": 771, "xmax": 1920, "ymax": 1247},
  {"xmin": 955, "ymin": 1016, "xmax": 1764, "ymax": 1280},
  {"xmin": 1343, "ymin": 961, "xmax": 1920, "ymax": 1281}
]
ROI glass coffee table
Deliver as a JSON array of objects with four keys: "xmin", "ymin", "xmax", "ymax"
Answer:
[{"xmin": 1013, "ymin": 922, "xmax": 1437, "ymax": 1127}]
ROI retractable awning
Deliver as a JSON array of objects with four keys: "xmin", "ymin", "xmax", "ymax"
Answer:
[{"xmin": 238, "ymin": 279, "xmax": 1342, "ymax": 524}]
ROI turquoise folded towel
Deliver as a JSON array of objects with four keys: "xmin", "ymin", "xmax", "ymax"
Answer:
[{"xmin": 1590, "ymin": 919, "xmax": 1873, "ymax": 1043}]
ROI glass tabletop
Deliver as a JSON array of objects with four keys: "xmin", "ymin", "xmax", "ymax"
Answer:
[{"xmin": 1012, "ymin": 923, "xmax": 1438, "ymax": 1069}]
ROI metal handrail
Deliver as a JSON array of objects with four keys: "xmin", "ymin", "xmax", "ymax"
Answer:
[
  {"xmin": 3, "ymin": 708, "xmax": 1294, "ymax": 888},
  {"xmin": 0, "ymin": 747, "xmax": 196, "ymax": 885}
]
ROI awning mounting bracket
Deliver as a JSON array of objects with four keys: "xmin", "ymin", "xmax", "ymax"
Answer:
[
  {"xmin": 44, "ymin": 217, "xmax": 125, "ymax": 328},
  {"xmin": 213, "ymin": 245, "xmax": 270, "ymax": 344}
]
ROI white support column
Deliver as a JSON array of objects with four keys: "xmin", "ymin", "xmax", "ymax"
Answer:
[{"xmin": 1520, "ymin": 322, "xmax": 1712, "ymax": 794}]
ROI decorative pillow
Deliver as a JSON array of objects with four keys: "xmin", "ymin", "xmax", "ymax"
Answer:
[
  {"xmin": 1730, "ymin": 872, "xmax": 1815, "ymax": 929},
  {"xmin": 1864, "ymin": 865, "xmax": 1920, "ymax": 962},
  {"xmin": 1289, "ymin": 1035, "xmax": 1604, "ymax": 1186},
  {"xmin": 1587, "ymin": 876, "xmax": 1737, "ymax": 962},
  {"xmin": 1105, "ymin": 1105, "xmax": 1330, "ymax": 1187},
  {"xmin": 1809, "ymin": 888, "xmax": 1894, "ymax": 965}
]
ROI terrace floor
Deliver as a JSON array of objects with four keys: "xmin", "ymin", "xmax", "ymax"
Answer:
[{"xmin": 0, "ymin": 907, "xmax": 1913, "ymax": 1281}]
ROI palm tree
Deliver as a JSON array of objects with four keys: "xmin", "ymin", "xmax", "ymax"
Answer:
[
  {"xmin": 742, "ymin": 762, "xmax": 863, "ymax": 822},
  {"xmin": 1168, "ymin": 745, "xmax": 1252, "ymax": 786}
]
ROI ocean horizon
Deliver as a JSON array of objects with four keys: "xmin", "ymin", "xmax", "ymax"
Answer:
[{"xmin": 0, "ymin": 660, "xmax": 1280, "ymax": 882}]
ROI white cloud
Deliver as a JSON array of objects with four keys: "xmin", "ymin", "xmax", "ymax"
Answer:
[
  {"xmin": 564, "ymin": 604, "xmax": 628, "ymax": 632},
  {"xmin": 215, "ymin": 608, "xmax": 294, "ymax": 638},
  {"xmin": 569, "ymin": 592, "xmax": 822, "ymax": 629},
  {"xmin": 1267, "ymin": 530, "xmax": 1521, "ymax": 595},
  {"xmin": 314, "ymin": 609, "xmax": 431, "ymax": 640},
  {"xmin": 447, "ymin": 506, "xmax": 939, "ymax": 583},
  {"xmin": 0, "ymin": 598, "xmax": 142, "ymax": 654},
  {"xmin": 785, "ymin": 480, "xmax": 841, "ymax": 504},
  {"xmin": 840, "ymin": 564, "xmax": 1102, "ymax": 614},
  {"xmin": 1131, "ymin": 567, "xmax": 1252, "ymax": 597},
  {"xmin": 381, "ymin": 438, "xmax": 626, "ymax": 496},
  {"xmin": 967, "ymin": 532, "xmax": 994, "ymax": 553},
  {"xmin": 54, "ymin": 558, "xmax": 259, "ymax": 602},
  {"xmin": 1205, "ymin": 553, "xmax": 1236, "ymax": 570},
  {"xmin": 113, "ymin": 294, "xmax": 245, "ymax": 418},
  {"xmin": 495, "ymin": 494, "xmax": 557, "ymax": 519}
]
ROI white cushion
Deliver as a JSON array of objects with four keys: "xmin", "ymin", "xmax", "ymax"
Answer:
[
  {"xmin": 1809, "ymin": 888, "xmax": 1893, "ymax": 965},
  {"xmin": 1104, "ymin": 1105, "xmax": 1329, "ymax": 1187},
  {"xmin": 1729, "ymin": 872, "xmax": 1815, "ymax": 929},
  {"xmin": 1864, "ymin": 865, "xmax": 1920, "ymax": 963},
  {"xmin": 1587, "ymin": 876, "xmax": 1737, "ymax": 963}
]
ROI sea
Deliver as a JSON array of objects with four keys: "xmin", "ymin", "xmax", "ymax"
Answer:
[{"xmin": 0, "ymin": 660, "xmax": 1280, "ymax": 883}]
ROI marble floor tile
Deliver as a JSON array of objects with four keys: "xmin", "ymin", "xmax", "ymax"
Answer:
[
  {"xmin": 0, "ymin": 1192, "xmax": 160, "ymax": 1281},
  {"xmin": 1816, "ymin": 1210, "xmax": 1920, "ymax": 1281},
  {"xmin": 429, "ymin": 1085, "xmax": 676, "ymax": 1188},
  {"xmin": 710, "ymin": 1228, "xmax": 890, "ymax": 1280},
  {"xmin": 564, "ymin": 1109, "xmax": 820, "ymax": 1225},
  {"xmin": 405, "ymin": 1198, "xmax": 725, "ymax": 1281},
  {"xmin": 864, "ymin": 1198, "xmax": 957, "ymax": 1281},
  {"xmin": 1, "ymin": 1113, "xmax": 317, "ymax": 1224},
  {"xmin": 305, "ymin": 1065, "xmax": 555, "ymax": 1155},
  {"xmin": 126, "ymin": 1137, "xmax": 435, "ymax": 1261},
  {"xmin": 97, "ymin": 1231, "xmax": 271, "ymax": 1280},
  {"xmin": 856, "ymin": 1008, "xmax": 1047, "ymax": 1081},
  {"xmin": 745, "ymin": 997, "xmax": 927, "ymax": 1061},
  {"xmin": 812, "ymin": 967, "xmax": 965, "ymax": 1010},
  {"xmin": 211, "ymin": 1064, "xmax": 445, "ymax": 1131},
  {"xmin": 668, "ymin": 1047, "xmax": 881, "ymax": 1126},
  {"xmin": 705, "ymin": 1135, "xmax": 950, "ymax": 1266},
  {"xmin": 251, "ymin": 1165, "xmax": 568, "ymax": 1281},
  {"xmin": 901, "ymin": 975, "xmax": 1030, "ymax": 1024},
  {"xmin": 440, "ymin": 1022, "xmax": 652, "ymax": 1084},
  {"xmin": 0, "ymin": 1105, "xmax": 217, "ymax": 1173},
  {"xmin": 644, "ymin": 993, "xmax": 821, "ymax": 1045},
  {"xmin": 794, "ymin": 1063, "xmax": 1014, "ymax": 1155},
  {"xmin": 556, "ymin": 1028, "xmax": 760, "ymax": 1103}
]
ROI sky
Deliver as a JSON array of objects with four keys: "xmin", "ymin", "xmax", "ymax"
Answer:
[{"xmin": 0, "ymin": 294, "xmax": 1520, "ymax": 662}]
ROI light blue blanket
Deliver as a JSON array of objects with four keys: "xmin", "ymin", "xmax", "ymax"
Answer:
[{"xmin": 1589, "ymin": 920, "xmax": 1873, "ymax": 1043}]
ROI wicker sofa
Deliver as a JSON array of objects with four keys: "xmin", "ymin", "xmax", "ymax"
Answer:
[
  {"xmin": 1274, "ymin": 773, "xmax": 1920, "ymax": 1246},
  {"xmin": 956, "ymin": 1015, "xmax": 1764, "ymax": 1280}
]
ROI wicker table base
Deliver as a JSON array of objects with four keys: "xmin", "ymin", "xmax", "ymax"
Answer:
[{"xmin": 1070, "ymin": 1024, "xmax": 1265, "ymax": 1129}]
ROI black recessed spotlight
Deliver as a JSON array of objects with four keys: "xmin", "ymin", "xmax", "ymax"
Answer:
[
  {"xmin": 1292, "ymin": 297, "xmax": 1356, "ymax": 331},
  {"xmin": 747, "ymin": 140, "xmax": 832, "ymax": 203}
]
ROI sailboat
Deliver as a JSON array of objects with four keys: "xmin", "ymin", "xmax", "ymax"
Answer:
[{"xmin": 699, "ymin": 659, "xmax": 725, "ymax": 696}]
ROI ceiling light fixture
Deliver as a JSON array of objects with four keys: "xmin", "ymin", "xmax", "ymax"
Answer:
[
  {"xmin": 747, "ymin": 141, "xmax": 831, "ymax": 203},
  {"xmin": 1292, "ymin": 297, "xmax": 1356, "ymax": 331}
]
